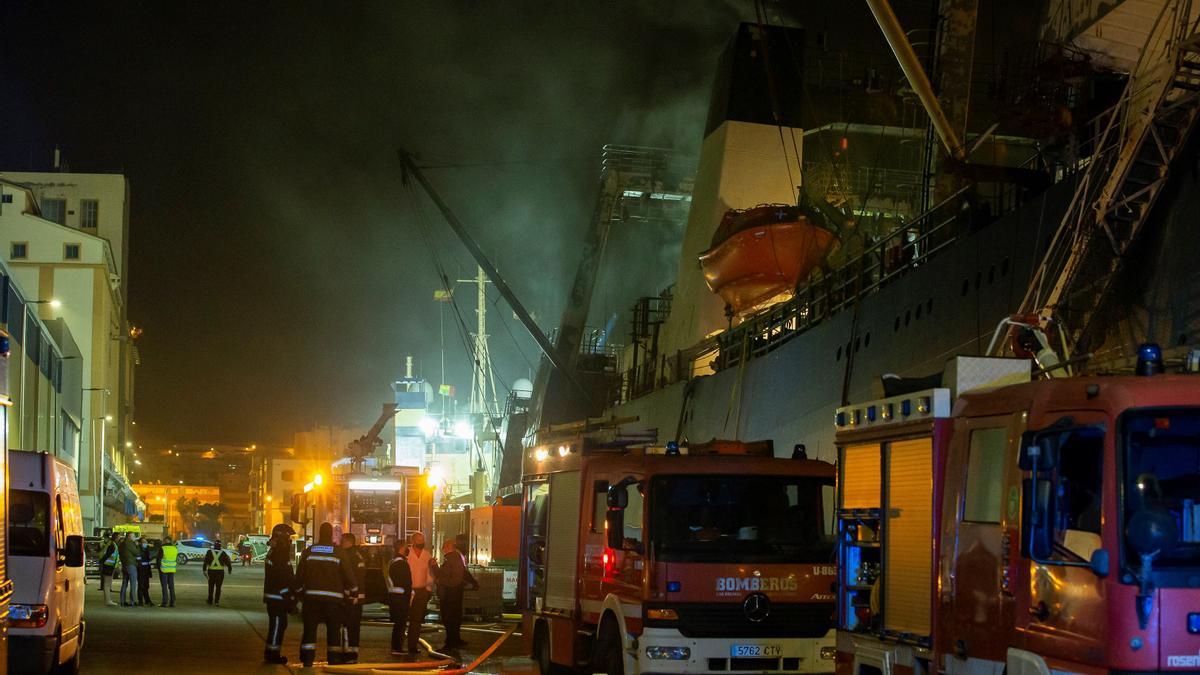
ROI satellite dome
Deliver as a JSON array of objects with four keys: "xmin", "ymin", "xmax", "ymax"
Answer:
[{"xmin": 512, "ymin": 378, "xmax": 534, "ymax": 397}]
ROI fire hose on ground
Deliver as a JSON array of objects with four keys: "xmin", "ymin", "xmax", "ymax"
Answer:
[{"xmin": 321, "ymin": 623, "xmax": 517, "ymax": 674}]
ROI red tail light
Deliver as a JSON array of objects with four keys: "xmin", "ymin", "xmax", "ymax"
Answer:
[
  {"xmin": 602, "ymin": 547, "xmax": 617, "ymax": 578},
  {"xmin": 9, "ymin": 604, "xmax": 48, "ymax": 628}
]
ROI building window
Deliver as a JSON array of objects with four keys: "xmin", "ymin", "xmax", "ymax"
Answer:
[
  {"xmin": 41, "ymin": 198, "xmax": 66, "ymax": 225},
  {"xmin": 281, "ymin": 470, "xmax": 295, "ymax": 482},
  {"xmin": 10, "ymin": 242, "xmax": 28, "ymax": 259},
  {"xmin": 80, "ymin": 199, "xmax": 99, "ymax": 228},
  {"xmin": 64, "ymin": 243, "xmax": 81, "ymax": 261}
]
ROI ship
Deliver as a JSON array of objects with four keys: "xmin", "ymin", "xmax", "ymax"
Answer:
[{"xmin": 496, "ymin": 0, "xmax": 1200, "ymax": 479}]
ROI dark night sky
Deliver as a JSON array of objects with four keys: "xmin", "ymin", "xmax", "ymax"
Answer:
[{"xmin": 0, "ymin": 2, "xmax": 747, "ymax": 447}]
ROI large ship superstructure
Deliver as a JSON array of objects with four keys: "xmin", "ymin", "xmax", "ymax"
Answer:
[{"xmin": 553, "ymin": 1, "xmax": 1200, "ymax": 465}]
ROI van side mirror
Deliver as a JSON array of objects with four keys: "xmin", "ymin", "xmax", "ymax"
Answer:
[
  {"xmin": 606, "ymin": 509, "xmax": 624, "ymax": 550},
  {"xmin": 1089, "ymin": 549, "xmax": 1110, "ymax": 577},
  {"xmin": 63, "ymin": 535, "xmax": 85, "ymax": 568}
]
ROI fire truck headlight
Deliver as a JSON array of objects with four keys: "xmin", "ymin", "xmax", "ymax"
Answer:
[
  {"xmin": 646, "ymin": 608, "xmax": 679, "ymax": 620},
  {"xmin": 821, "ymin": 646, "xmax": 837, "ymax": 660},
  {"xmin": 645, "ymin": 646, "xmax": 690, "ymax": 660}
]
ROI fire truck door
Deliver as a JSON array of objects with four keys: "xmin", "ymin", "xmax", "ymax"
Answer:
[
  {"xmin": 942, "ymin": 416, "xmax": 1013, "ymax": 665},
  {"xmin": 1012, "ymin": 413, "xmax": 1108, "ymax": 662}
]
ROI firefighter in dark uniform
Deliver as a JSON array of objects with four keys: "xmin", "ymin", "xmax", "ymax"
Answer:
[
  {"xmin": 137, "ymin": 538, "xmax": 154, "ymax": 606},
  {"xmin": 296, "ymin": 522, "xmax": 358, "ymax": 667},
  {"xmin": 386, "ymin": 539, "xmax": 413, "ymax": 655},
  {"xmin": 339, "ymin": 532, "xmax": 367, "ymax": 664},
  {"xmin": 262, "ymin": 523, "xmax": 297, "ymax": 665},
  {"xmin": 203, "ymin": 541, "xmax": 233, "ymax": 605}
]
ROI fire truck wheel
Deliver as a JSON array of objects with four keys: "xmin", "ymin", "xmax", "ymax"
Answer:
[
  {"xmin": 533, "ymin": 624, "xmax": 565, "ymax": 675},
  {"xmin": 592, "ymin": 616, "xmax": 624, "ymax": 675}
]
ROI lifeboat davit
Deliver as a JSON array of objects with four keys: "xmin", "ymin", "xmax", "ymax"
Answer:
[{"xmin": 699, "ymin": 204, "xmax": 837, "ymax": 314}]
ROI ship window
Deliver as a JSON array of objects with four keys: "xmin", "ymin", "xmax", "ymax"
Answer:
[{"xmin": 836, "ymin": 346, "xmax": 842, "ymax": 361}]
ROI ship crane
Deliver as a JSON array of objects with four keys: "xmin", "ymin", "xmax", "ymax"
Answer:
[
  {"xmin": 994, "ymin": 0, "xmax": 1200, "ymax": 369},
  {"xmin": 344, "ymin": 403, "xmax": 398, "ymax": 473}
]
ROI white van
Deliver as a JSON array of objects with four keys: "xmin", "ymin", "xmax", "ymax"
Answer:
[{"xmin": 8, "ymin": 450, "xmax": 86, "ymax": 674}]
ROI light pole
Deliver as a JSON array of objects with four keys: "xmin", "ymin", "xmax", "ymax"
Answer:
[{"xmin": 84, "ymin": 387, "xmax": 110, "ymax": 531}]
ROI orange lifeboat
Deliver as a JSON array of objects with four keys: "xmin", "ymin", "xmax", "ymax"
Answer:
[{"xmin": 699, "ymin": 204, "xmax": 837, "ymax": 314}]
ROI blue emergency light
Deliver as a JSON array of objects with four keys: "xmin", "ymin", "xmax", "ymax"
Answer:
[
  {"xmin": 667, "ymin": 581, "xmax": 681, "ymax": 593},
  {"xmin": 1137, "ymin": 343, "xmax": 1164, "ymax": 376}
]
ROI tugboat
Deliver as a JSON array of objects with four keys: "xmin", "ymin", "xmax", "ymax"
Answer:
[{"xmin": 699, "ymin": 203, "xmax": 837, "ymax": 315}]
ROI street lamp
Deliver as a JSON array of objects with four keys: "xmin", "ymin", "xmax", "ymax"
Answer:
[{"xmin": 30, "ymin": 299, "xmax": 62, "ymax": 309}]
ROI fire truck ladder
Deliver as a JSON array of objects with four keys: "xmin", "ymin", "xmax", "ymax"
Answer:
[
  {"xmin": 403, "ymin": 477, "xmax": 424, "ymax": 541},
  {"xmin": 1014, "ymin": 0, "xmax": 1200, "ymax": 358}
]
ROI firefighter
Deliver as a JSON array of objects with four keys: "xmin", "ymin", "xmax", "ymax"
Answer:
[
  {"xmin": 339, "ymin": 532, "xmax": 367, "ymax": 664},
  {"xmin": 203, "ymin": 541, "xmax": 233, "ymax": 605},
  {"xmin": 263, "ymin": 523, "xmax": 297, "ymax": 665},
  {"xmin": 98, "ymin": 533, "xmax": 119, "ymax": 607},
  {"xmin": 296, "ymin": 522, "xmax": 358, "ymax": 667},
  {"xmin": 386, "ymin": 539, "xmax": 412, "ymax": 655}
]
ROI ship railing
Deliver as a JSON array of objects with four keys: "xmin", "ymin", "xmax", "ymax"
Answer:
[{"xmin": 712, "ymin": 184, "xmax": 975, "ymax": 371}]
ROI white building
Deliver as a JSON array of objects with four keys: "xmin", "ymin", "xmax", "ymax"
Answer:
[{"xmin": 0, "ymin": 175, "xmax": 138, "ymax": 531}]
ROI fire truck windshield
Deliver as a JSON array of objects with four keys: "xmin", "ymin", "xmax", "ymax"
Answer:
[
  {"xmin": 649, "ymin": 474, "xmax": 834, "ymax": 563},
  {"xmin": 1122, "ymin": 410, "xmax": 1200, "ymax": 568}
]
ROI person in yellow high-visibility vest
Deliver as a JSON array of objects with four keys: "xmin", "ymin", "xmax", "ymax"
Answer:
[
  {"xmin": 156, "ymin": 536, "xmax": 179, "ymax": 607},
  {"xmin": 203, "ymin": 541, "xmax": 233, "ymax": 606}
]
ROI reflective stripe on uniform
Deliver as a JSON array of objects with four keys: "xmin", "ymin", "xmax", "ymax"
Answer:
[
  {"xmin": 208, "ymin": 553, "xmax": 226, "ymax": 570},
  {"xmin": 305, "ymin": 589, "xmax": 344, "ymax": 599},
  {"xmin": 388, "ymin": 587, "xmax": 408, "ymax": 594},
  {"xmin": 264, "ymin": 593, "xmax": 284, "ymax": 601},
  {"xmin": 307, "ymin": 555, "xmax": 340, "ymax": 563},
  {"xmin": 300, "ymin": 644, "xmax": 316, "ymax": 651}
]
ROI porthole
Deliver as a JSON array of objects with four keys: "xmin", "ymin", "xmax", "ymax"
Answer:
[{"xmin": 836, "ymin": 346, "xmax": 842, "ymax": 361}]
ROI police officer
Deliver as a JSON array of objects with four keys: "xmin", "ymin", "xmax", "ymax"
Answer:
[
  {"xmin": 339, "ymin": 532, "xmax": 367, "ymax": 664},
  {"xmin": 263, "ymin": 524, "xmax": 297, "ymax": 665},
  {"xmin": 98, "ymin": 533, "xmax": 119, "ymax": 607},
  {"xmin": 386, "ymin": 539, "xmax": 412, "ymax": 656},
  {"xmin": 203, "ymin": 541, "xmax": 233, "ymax": 605},
  {"xmin": 137, "ymin": 538, "xmax": 154, "ymax": 606},
  {"xmin": 296, "ymin": 523, "xmax": 358, "ymax": 667}
]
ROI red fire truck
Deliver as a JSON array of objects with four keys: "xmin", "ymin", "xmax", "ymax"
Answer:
[
  {"xmin": 521, "ymin": 423, "xmax": 839, "ymax": 674},
  {"xmin": 832, "ymin": 349, "xmax": 1200, "ymax": 675}
]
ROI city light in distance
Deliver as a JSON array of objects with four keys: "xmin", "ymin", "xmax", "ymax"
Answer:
[
  {"xmin": 313, "ymin": 473, "xmax": 323, "ymax": 486},
  {"xmin": 426, "ymin": 465, "xmax": 445, "ymax": 488},
  {"xmin": 419, "ymin": 416, "xmax": 438, "ymax": 437},
  {"xmin": 49, "ymin": 299, "xmax": 62, "ymax": 309},
  {"xmin": 453, "ymin": 420, "xmax": 472, "ymax": 438}
]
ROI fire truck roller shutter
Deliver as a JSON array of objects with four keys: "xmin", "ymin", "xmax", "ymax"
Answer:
[
  {"xmin": 884, "ymin": 437, "xmax": 934, "ymax": 637},
  {"xmin": 842, "ymin": 443, "xmax": 882, "ymax": 509},
  {"xmin": 545, "ymin": 471, "xmax": 582, "ymax": 612}
]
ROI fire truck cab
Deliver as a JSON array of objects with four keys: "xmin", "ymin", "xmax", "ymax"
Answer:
[
  {"xmin": 833, "ymin": 352, "xmax": 1200, "ymax": 675},
  {"xmin": 521, "ymin": 424, "xmax": 839, "ymax": 674}
]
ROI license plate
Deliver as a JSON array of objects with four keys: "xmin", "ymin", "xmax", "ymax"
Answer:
[{"xmin": 731, "ymin": 644, "xmax": 782, "ymax": 657}]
